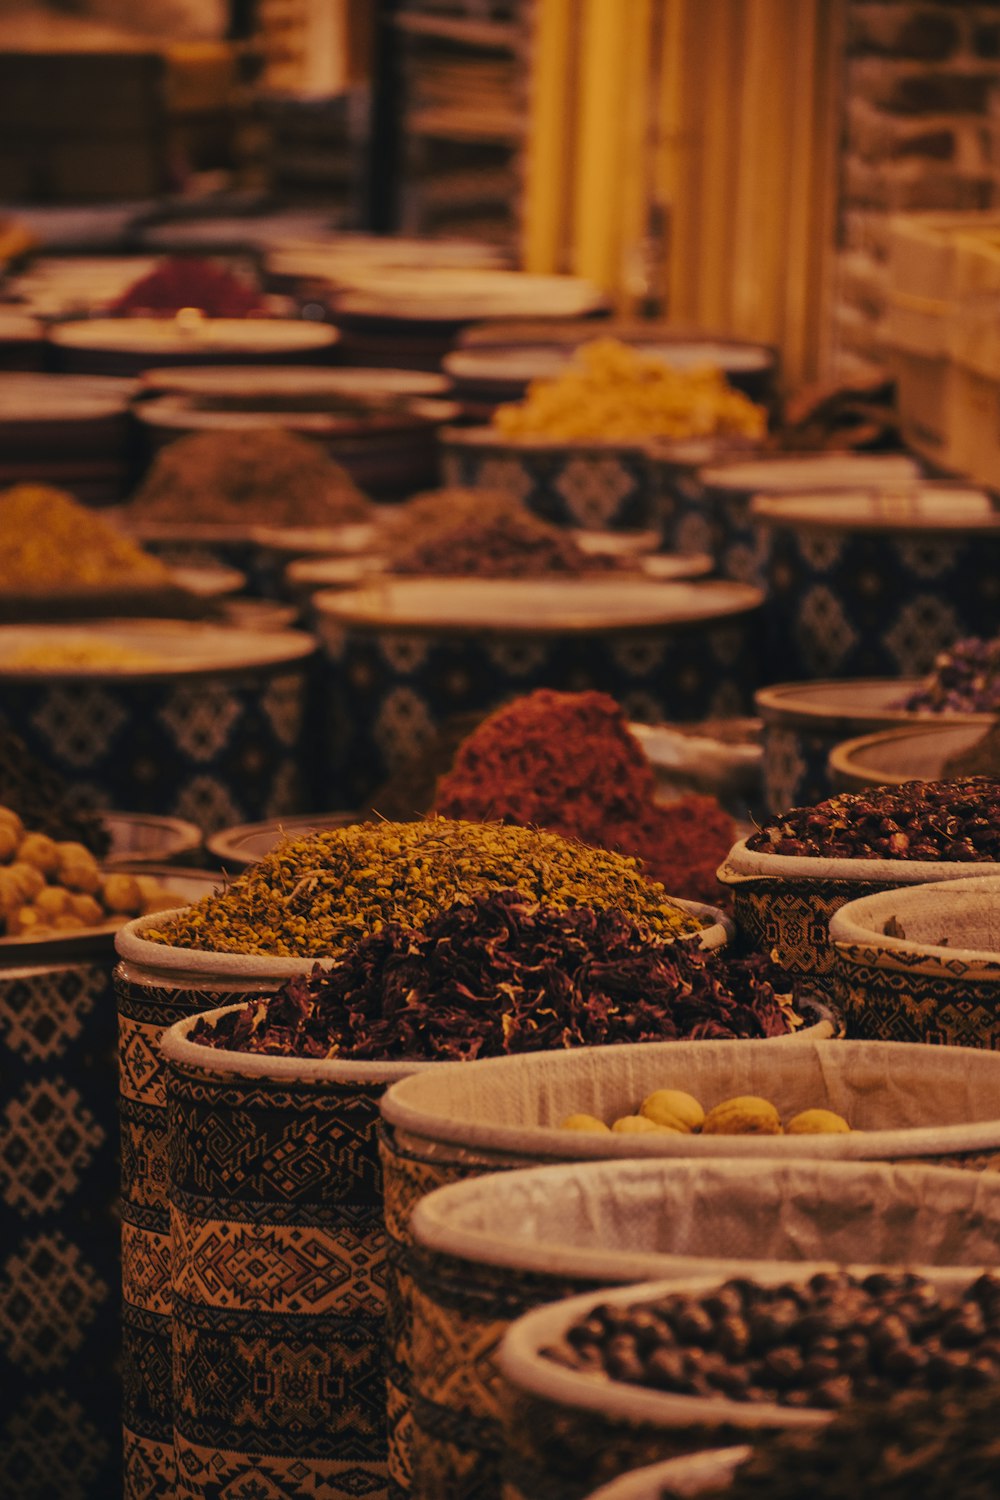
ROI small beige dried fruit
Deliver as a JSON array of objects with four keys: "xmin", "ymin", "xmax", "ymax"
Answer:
[
  {"xmin": 18, "ymin": 832, "xmax": 60, "ymax": 875},
  {"xmin": 641, "ymin": 1089, "xmax": 704, "ymax": 1133},
  {"xmin": 611, "ymin": 1115, "xmax": 677, "ymax": 1134},
  {"xmin": 701, "ymin": 1095, "xmax": 783, "ymax": 1135},
  {"xmin": 101, "ymin": 873, "xmax": 143, "ymax": 916},
  {"xmin": 560, "ymin": 1113, "xmax": 612, "ymax": 1134},
  {"xmin": 786, "ymin": 1108, "xmax": 851, "ymax": 1135}
]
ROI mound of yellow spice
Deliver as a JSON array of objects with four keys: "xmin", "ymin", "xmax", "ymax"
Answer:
[
  {"xmin": 144, "ymin": 815, "xmax": 707, "ymax": 958},
  {"xmin": 0, "ymin": 484, "xmax": 172, "ymax": 590}
]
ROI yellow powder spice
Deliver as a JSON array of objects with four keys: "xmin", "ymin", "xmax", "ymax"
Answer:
[{"xmin": 0, "ymin": 484, "xmax": 173, "ymax": 590}]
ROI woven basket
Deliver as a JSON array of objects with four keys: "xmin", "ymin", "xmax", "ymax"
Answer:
[
  {"xmin": 498, "ymin": 1266, "xmax": 980, "ymax": 1500},
  {"xmin": 829, "ymin": 874, "xmax": 1000, "ymax": 1045},
  {"xmin": 716, "ymin": 836, "xmax": 1000, "ymax": 981},
  {"xmin": 115, "ymin": 920, "xmax": 332, "ymax": 1500},
  {"xmin": 828, "ymin": 720, "xmax": 995, "ymax": 794},
  {"xmin": 584, "ymin": 1448, "xmax": 747, "ymax": 1500},
  {"xmin": 406, "ymin": 1153, "xmax": 1000, "ymax": 1500}
]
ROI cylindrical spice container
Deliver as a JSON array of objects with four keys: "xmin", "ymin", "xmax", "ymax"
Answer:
[
  {"xmin": 663, "ymin": 452, "xmax": 921, "ymax": 585},
  {"xmin": 0, "ymin": 371, "xmax": 136, "ymax": 504},
  {"xmin": 162, "ymin": 1009, "xmax": 433, "ymax": 1500},
  {"xmin": 0, "ymin": 620, "xmax": 320, "ymax": 834},
  {"xmin": 827, "ymin": 720, "xmax": 993, "ymax": 796},
  {"xmin": 46, "ymin": 317, "xmax": 340, "ymax": 379},
  {"xmin": 406, "ymin": 1150, "xmax": 1000, "ymax": 1500},
  {"xmin": 753, "ymin": 678, "xmax": 990, "ymax": 816},
  {"xmin": 829, "ymin": 874, "xmax": 1000, "ymax": 1045},
  {"xmin": 0, "ymin": 870, "xmax": 219, "ymax": 1500},
  {"xmin": 752, "ymin": 486, "xmax": 1000, "ymax": 681},
  {"xmin": 115, "ymin": 924, "xmax": 332, "ymax": 1500},
  {"xmin": 312, "ymin": 577, "xmax": 764, "ymax": 807}
]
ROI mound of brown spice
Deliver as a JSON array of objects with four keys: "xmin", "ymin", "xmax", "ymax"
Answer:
[
  {"xmin": 433, "ymin": 690, "xmax": 736, "ymax": 904},
  {"xmin": 189, "ymin": 888, "xmax": 791, "ymax": 1060},
  {"xmin": 126, "ymin": 427, "xmax": 371, "ymax": 527},
  {"xmin": 387, "ymin": 505, "xmax": 624, "ymax": 578}
]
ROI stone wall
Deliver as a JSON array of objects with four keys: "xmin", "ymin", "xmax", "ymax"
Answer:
[{"xmin": 835, "ymin": 1, "xmax": 1000, "ymax": 375}]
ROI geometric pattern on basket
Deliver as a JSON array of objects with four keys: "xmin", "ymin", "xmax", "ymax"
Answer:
[
  {"xmin": 386, "ymin": 1368, "xmax": 414, "ymax": 1494},
  {"xmin": 171, "ymin": 1213, "xmax": 387, "ymax": 1316},
  {"xmin": 0, "ymin": 1231, "xmax": 107, "ymax": 1373},
  {"xmin": 122, "ymin": 1302, "xmax": 173, "ymax": 1437},
  {"xmin": 120, "ymin": 1100, "xmax": 171, "ymax": 1213},
  {"xmin": 3, "ymin": 1388, "xmax": 110, "ymax": 1500},
  {"xmin": 172, "ymin": 1309, "xmax": 388, "ymax": 1458},
  {"xmin": 122, "ymin": 1221, "xmax": 174, "ymax": 1316},
  {"xmin": 119, "ymin": 1014, "xmax": 172, "ymax": 1106},
  {"xmin": 174, "ymin": 1437, "xmax": 388, "ymax": 1500},
  {"xmin": 378, "ymin": 1128, "xmax": 487, "ymax": 1247},
  {"xmin": 731, "ymin": 877, "xmax": 887, "ymax": 975},
  {"xmin": 411, "ymin": 1393, "xmax": 500, "ymax": 1500},
  {"xmin": 838, "ymin": 955, "xmax": 1000, "ymax": 1048},
  {"xmin": 158, "ymin": 683, "xmax": 241, "ymax": 761},
  {"xmin": 410, "ymin": 1279, "xmax": 510, "ymax": 1418},
  {"xmin": 123, "ymin": 1427, "xmax": 175, "ymax": 1500},
  {"xmin": 0, "ymin": 1077, "xmax": 103, "ymax": 1216},
  {"xmin": 554, "ymin": 455, "xmax": 635, "ymax": 529},
  {"xmin": 0, "ymin": 964, "xmax": 105, "ymax": 1062}
]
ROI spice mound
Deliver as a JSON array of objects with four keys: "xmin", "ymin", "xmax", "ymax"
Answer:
[
  {"xmin": 0, "ymin": 804, "xmax": 185, "ymax": 938},
  {"xmin": 678, "ymin": 1385, "xmax": 1000, "ymax": 1500},
  {"xmin": 434, "ymin": 690, "xmax": 736, "ymax": 903},
  {"xmin": 0, "ymin": 725, "xmax": 110, "ymax": 856},
  {"xmin": 126, "ymin": 428, "xmax": 371, "ymax": 527},
  {"xmin": 189, "ymin": 889, "xmax": 790, "ymax": 1060},
  {"xmin": 895, "ymin": 636, "xmax": 1000, "ymax": 714},
  {"xmin": 109, "ymin": 257, "xmax": 265, "ymax": 317},
  {"xmin": 0, "ymin": 484, "xmax": 173, "ymax": 590},
  {"xmin": 388, "ymin": 506, "xmax": 625, "ymax": 578},
  {"xmin": 547, "ymin": 1271, "xmax": 1000, "ymax": 1411},
  {"xmin": 143, "ymin": 815, "xmax": 706, "ymax": 958},
  {"xmin": 492, "ymin": 338, "xmax": 767, "ymax": 442},
  {"xmin": 747, "ymin": 777, "xmax": 1000, "ymax": 860}
]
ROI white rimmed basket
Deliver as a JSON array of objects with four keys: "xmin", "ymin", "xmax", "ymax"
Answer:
[
  {"xmin": 716, "ymin": 835, "xmax": 1000, "ymax": 978},
  {"xmin": 403, "ymin": 1152, "xmax": 1000, "ymax": 1500},
  {"xmin": 497, "ymin": 1265, "xmax": 982, "ymax": 1500},
  {"xmin": 584, "ymin": 1448, "xmax": 748, "ymax": 1500},
  {"xmin": 828, "ymin": 720, "xmax": 995, "ymax": 794},
  {"xmin": 828, "ymin": 873, "xmax": 1000, "ymax": 1045}
]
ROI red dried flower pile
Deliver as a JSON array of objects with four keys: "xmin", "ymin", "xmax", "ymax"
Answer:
[
  {"xmin": 109, "ymin": 256, "xmax": 265, "ymax": 317},
  {"xmin": 433, "ymin": 689, "xmax": 736, "ymax": 905}
]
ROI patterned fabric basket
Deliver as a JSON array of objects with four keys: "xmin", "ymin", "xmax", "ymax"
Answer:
[
  {"xmin": 406, "ymin": 1153, "xmax": 1000, "ymax": 1500},
  {"xmin": 829, "ymin": 874, "xmax": 1000, "ymax": 1046},
  {"xmin": 115, "ymin": 920, "xmax": 327, "ymax": 1500},
  {"xmin": 313, "ymin": 578, "xmax": 764, "ymax": 806},
  {"xmin": 162, "ymin": 1010, "xmax": 433, "ymax": 1500},
  {"xmin": 498, "ymin": 1266, "xmax": 979, "ymax": 1500},
  {"xmin": 716, "ymin": 837, "xmax": 1000, "ymax": 981},
  {"xmin": 752, "ymin": 486, "xmax": 1000, "ymax": 682}
]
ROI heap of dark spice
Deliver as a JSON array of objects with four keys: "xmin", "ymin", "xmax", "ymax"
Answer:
[
  {"xmin": 109, "ymin": 257, "xmax": 265, "ymax": 318},
  {"xmin": 670, "ymin": 1385, "xmax": 1000, "ymax": 1500},
  {"xmin": 747, "ymin": 778, "xmax": 1000, "ymax": 861},
  {"xmin": 189, "ymin": 887, "xmax": 793, "ymax": 1060},
  {"xmin": 145, "ymin": 815, "xmax": 706, "ymax": 958},
  {"xmin": 126, "ymin": 428, "xmax": 371, "ymax": 527},
  {"xmin": 388, "ymin": 507, "xmax": 625, "ymax": 578},
  {"xmin": 0, "ymin": 722, "xmax": 109, "ymax": 856},
  {"xmin": 434, "ymin": 690, "xmax": 737, "ymax": 904},
  {"xmin": 895, "ymin": 636, "xmax": 1000, "ymax": 715},
  {"xmin": 550, "ymin": 1270, "xmax": 1000, "ymax": 1412}
]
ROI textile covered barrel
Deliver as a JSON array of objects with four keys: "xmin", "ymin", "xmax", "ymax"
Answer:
[{"xmin": 313, "ymin": 577, "xmax": 764, "ymax": 806}]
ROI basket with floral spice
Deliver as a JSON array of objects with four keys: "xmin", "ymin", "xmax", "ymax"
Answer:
[{"xmin": 120, "ymin": 816, "xmax": 719, "ymax": 1500}]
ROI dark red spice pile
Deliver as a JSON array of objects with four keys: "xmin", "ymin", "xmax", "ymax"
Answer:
[
  {"xmin": 747, "ymin": 778, "xmax": 1000, "ymax": 861},
  {"xmin": 109, "ymin": 257, "xmax": 265, "ymax": 317},
  {"xmin": 389, "ymin": 510, "xmax": 625, "ymax": 578},
  {"xmin": 190, "ymin": 888, "xmax": 793, "ymax": 1061},
  {"xmin": 433, "ymin": 690, "xmax": 736, "ymax": 904}
]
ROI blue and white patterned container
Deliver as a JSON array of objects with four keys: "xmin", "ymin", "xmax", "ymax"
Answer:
[
  {"xmin": 661, "ymin": 453, "xmax": 923, "ymax": 585},
  {"xmin": 312, "ymin": 577, "xmax": 764, "ymax": 808},
  {"xmin": 753, "ymin": 486, "xmax": 1000, "ymax": 681},
  {"xmin": 0, "ymin": 621, "xmax": 319, "ymax": 834}
]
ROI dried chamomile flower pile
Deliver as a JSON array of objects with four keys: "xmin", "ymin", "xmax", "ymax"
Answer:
[
  {"xmin": 747, "ymin": 778, "xmax": 1000, "ymax": 861},
  {"xmin": 562, "ymin": 1089, "xmax": 850, "ymax": 1137},
  {"xmin": 145, "ymin": 815, "xmax": 707, "ymax": 959},
  {"xmin": 190, "ymin": 889, "xmax": 793, "ymax": 1062},
  {"xmin": 434, "ymin": 690, "xmax": 736, "ymax": 904},
  {"xmin": 492, "ymin": 338, "xmax": 766, "ymax": 442},
  {"xmin": 0, "ymin": 805, "xmax": 185, "ymax": 938}
]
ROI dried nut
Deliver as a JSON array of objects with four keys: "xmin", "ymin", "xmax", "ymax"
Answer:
[
  {"xmin": 0, "ymin": 870, "xmax": 21, "ymax": 911},
  {"xmin": 0, "ymin": 805, "xmax": 24, "ymax": 841},
  {"xmin": 611, "ymin": 1115, "xmax": 676, "ymax": 1134},
  {"xmin": 560, "ymin": 1113, "xmax": 612, "ymax": 1134},
  {"xmin": 101, "ymin": 873, "xmax": 143, "ymax": 916},
  {"xmin": 9, "ymin": 862, "xmax": 45, "ymax": 901},
  {"xmin": 34, "ymin": 886, "xmax": 71, "ymax": 918},
  {"xmin": 141, "ymin": 890, "xmax": 186, "ymax": 915},
  {"xmin": 0, "ymin": 823, "xmax": 18, "ymax": 861},
  {"xmin": 702, "ymin": 1095, "xmax": 784, "ymax": 1135},
  {"xmin": 8, "ymin": 905, "xmax": 45, "ymax": 936},
  {"xmin": 641, "ymin": 1089, "xmax": 705, "ymax": 1132},
  {"xmin": 69, "ymin": 893, "xmax": 104, "ymax": 926},
  {"xmin": 57, "ymin": 845, "xmax": 101, "ymax": 893},
  {"xmin": 786, "ymin": 1109, "xmax": 852, "ymax": 1135},
  {"xmin": 17, "ymin": 832, "xmax": 60, "ymax": 875}
]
